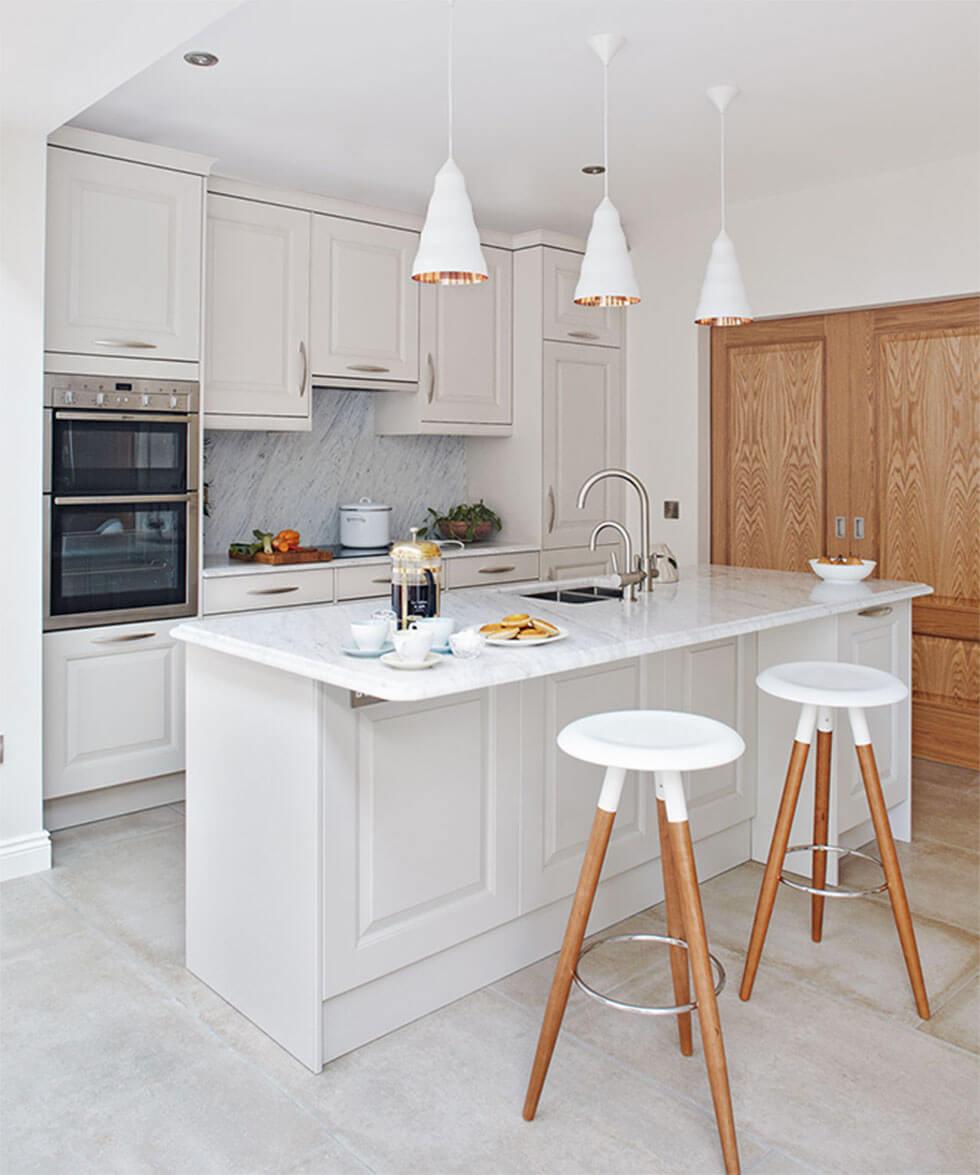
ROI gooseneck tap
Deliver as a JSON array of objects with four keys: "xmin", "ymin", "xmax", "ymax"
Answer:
[
  {"xmin": 577, "ymin": 468, "xmax": 654, "ymax": 591},
  {"xmin": 589, "ymin": 520, "xmax": 644, "ymax": 601}
]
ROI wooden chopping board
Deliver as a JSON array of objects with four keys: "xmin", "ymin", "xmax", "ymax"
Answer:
[{"xmin": 230, "ymin": 546, "xmax": 335, "ymax": 565}]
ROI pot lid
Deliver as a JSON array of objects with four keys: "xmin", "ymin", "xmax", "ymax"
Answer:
[{"xmin": 340, "ymin": 497, "xmax": 391, "ymax": 512}]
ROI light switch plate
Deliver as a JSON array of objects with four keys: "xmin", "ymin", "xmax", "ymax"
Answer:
[{"xmin": 663, "ymin": 500, "xmax": 680, "ymax": 520}]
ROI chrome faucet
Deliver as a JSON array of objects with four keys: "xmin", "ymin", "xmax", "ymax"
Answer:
[
  {"xmin": 589, "ymin": 521, "xmax": 644, "ymax": 601},
  {"xmin": 577, "ymin": 468, "xmax": 655, "ymax": 592}
]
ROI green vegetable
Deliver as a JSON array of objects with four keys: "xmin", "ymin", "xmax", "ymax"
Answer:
[
  {"xmin": 418, "ymin": 500, "xmax": 502, "ymax": 542},
  {"xmin": 253, "ymin": 529, "xmax": 275, "ymax": 555}
]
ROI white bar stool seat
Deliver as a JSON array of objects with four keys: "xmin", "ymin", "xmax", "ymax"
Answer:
[
  {"xmin": 741, "ymin": 660, "xmax": 929, "ymax": 1022},
  {"xmin": 523, "ymin": 709, "xmax": 744, "ymax": 1175}
]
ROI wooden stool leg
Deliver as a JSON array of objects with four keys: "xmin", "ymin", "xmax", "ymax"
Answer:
[
  {"xmin": 523, "ymin": 803, "xmax": 617, "ymax": 1120},
  {"xmin": 854, "ymin": 737, "xmax": 931, "ymax": 1020},
  {"xmin": 811, "ymin": 725, "xmax": 832, "ymax": 942},
  {"xmin": 739, "ymin": 733, "xmax": 811, "ymax": 1001},
  {"xmin": 668, "ymin": 818, "xmax": 740, "ymax": 1175},
  {"xmin": 657, "ymin": 796, "xmax": 693, "ymax": 1056}
]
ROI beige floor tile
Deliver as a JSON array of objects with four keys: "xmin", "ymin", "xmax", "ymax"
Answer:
[
  {"xmin": 747, "ymin": 1148, "xmax": 819, "ymax": 1173},
  {"xmin": 0, "ymin": 874, "xmax": 84, "ymax": 962},
  {"xmin": 696, "ymin": 861, "xmax": 978, "ymax": 1023},
  {"xmin": 561, "ymin": 942, "xmax": 979, "ymax": 1174},
  {"xmin": 913, "ymin": 758, "xmax": 980, "ymax": 794},
  {"xmin": 282, "ymin": 1140, "xmax": 374, "ymax": 1174},
  {"xmin": 919, "ymin": 972, "xmax": 980, "ymax": 1055},
  {"xmin": 50, "ymin": 804, "xmax": 184, "ymax": 866},
  {"xmin": 914, "ymin": 776, "xmax": 980, "ymax": 852}
]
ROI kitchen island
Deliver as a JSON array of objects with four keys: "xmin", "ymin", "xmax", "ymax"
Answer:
[{"xmin": 174, "ymin": 566, "xmax": 930, "ymax": 1071}]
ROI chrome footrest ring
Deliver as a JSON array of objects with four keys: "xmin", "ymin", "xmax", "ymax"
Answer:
[
  {"xmin": 572, "ymin": 933, "xmax": 726, "ymax": 1017},
  {"xmin": 779, "ymin": 844, "xmax": 888, "ymax": 898}
]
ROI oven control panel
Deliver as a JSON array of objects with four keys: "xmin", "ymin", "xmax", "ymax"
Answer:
[{"xmin": 44, "ymin": 375, "xmax": 199, "ymax": 414}]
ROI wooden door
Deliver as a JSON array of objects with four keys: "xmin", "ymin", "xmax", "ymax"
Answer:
[
  {"xmin": 865, "ymin": 300, "xmax": 979, "ymax": 767},
  {"xmin": 711, "ymin": 316, "xmax": 828, "ymax": 569},
  {"xmin": 45, "ymin": 147, "xmax": 203, "ymax": 361},
  {"xmin": 204, "ymin": 195, "xmax": 311, "ymax": 425},
  {"xmin": 542, "ymin": 341, "xmax": 625, "ymax": 550},
  {"xmin": 310, "ymin": 215, "xmax": 419, "ymax": 383},
  {"xmin": 420, "ymin": 245, "xmax": 513, "ymax": 425}
]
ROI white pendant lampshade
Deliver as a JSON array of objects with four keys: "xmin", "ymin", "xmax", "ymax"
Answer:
[
  {"xmin": 412, "ymin": 158, "xmax": 487, "ymax": 285},
  {"xmin": 573, "ymin": 33, "xmax": 640, "ymax": 307},
  {"xmin": 695, "ymin": 85, "xmax": 752, "ymax": 325},
  {"xmin": 412, "ymin": 1, "xmax": 487, "ymax": 285}
]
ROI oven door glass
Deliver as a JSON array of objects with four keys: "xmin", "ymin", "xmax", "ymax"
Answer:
[
  {"xmin": 52, "ymin": 414, "xmax": 190, "ymax": 496},
  {"xmin": 49, "ymin": 498, "xmax": 190, "ymax": 619}
]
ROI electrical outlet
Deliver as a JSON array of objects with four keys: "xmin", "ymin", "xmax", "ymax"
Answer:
[{"xmin": 663, "ymin": 500, "xmax": 680, "ymax": 520}]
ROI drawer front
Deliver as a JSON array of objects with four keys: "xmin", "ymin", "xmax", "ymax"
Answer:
[
  {"xmin": 335, "ymin": 562, "xmax": 393, "ymax": 602},
  {"xmin": 203, "ymin": 568, "xmax": 335, "ymax": 615},
  {"xmin": 446, "ymin": 551, "xmax": 539, "ymax": 589}
]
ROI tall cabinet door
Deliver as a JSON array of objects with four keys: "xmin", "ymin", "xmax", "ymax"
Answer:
[
  {"xmin": 204, "ymin": 195, "xmax": 311, "ymax": 424},
  {"xmin": 711, "ymin": 316, "xmax": 828, "ymax": 570},
  {"xmin": 45, "ymin": 147, "xmax": 203, "ymax": 361},
  {"xmin": 420, "ymin": 245, "xmax": 513, "ymax": 425},
  {"xmin": 867, "ymin": 300, "xmax": 980, "ymax": 767},
  {"xmin": 542, "ymin": 342, "xmax": 624, "ymax": 550},
  {"xmin": 310, "ymin": 215, "xmax": 419, "ymax": 383}
]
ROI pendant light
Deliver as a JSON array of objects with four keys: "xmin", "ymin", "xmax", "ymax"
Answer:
[
  {"xmin": 411, "ymin": 0, "xmax": 487, "ymax": 285},
  {"xmin": 694, "ymin": 85, "xmax": 752, "ymax": 325},
  {"xmin": 573, "ymin": 33, "xmax": 640, "ymax": 307}
]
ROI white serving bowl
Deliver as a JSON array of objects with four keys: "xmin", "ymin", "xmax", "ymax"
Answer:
[{"xmin": 808, "ymin": 558, "xmax": 875, "ymax": 583}]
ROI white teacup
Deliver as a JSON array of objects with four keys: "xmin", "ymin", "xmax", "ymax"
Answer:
[
  {"xmin": 350, "ymin": 618, "xmax": 389, "ymax": 651},
  {"xmin": 392, "ymin": 625, "xmax": 433, "ymax": 664},
  {"xmin": 448, "ymin": 628, "xmax": 484, "ymax": 659},
  {"xmin": 412, "ymin": 616, "xmax": 456, "ymax": 647}
]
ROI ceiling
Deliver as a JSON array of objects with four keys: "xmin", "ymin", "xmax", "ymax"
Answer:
[{"xmin": 71, "ymin": 0, "xmax": 979, "ymax": 236}]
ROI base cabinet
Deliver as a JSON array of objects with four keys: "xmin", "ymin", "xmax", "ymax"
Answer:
[
  {"xmin": 43, "ymin": 620, "xmax": 185, "ymax": 799},
  {"xmin": 540, "ymin": 545, "xmax": 619, "ymax": 582}
]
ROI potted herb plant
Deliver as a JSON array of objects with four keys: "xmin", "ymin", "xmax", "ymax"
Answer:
[{"xmin": 419, "ymin": 500, "xmax": 503, "ymax": 543}]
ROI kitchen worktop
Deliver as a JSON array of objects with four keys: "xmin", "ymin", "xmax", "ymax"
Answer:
[
  {"xmin": 174, "ymin": 565, "xmax": 931, "ymax": 702},
  {"xmin": 201, "ymin": 542, "xmax": 538, "ymax": 578}
]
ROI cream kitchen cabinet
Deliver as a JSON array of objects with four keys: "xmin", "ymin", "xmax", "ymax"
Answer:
[
  {"xmin": 45, "ymin": 146, "xmax": 204, "ymax": 362},
  {"xmin": 541, "ymin": 341, "xmax": 625, "ymax": 549},
  {"xmin": 310, "ymin": 216, "xmax": 419, "ymax": 386},
  {"xmin": 43, "ymin": 619, "xmax": 185, "ymax": 800},
  {"xmin": 375, "ymin": 245, "xmax": 512, "ymax": 434},
  {"xmin": 542, "ymin": 246, "xmax": 623, "ymax": 348},
  {"xmin": 539, "ymin": 545, "xmax": 619, "ymax": 582},
  {"xmin": 204, "ymin": 195, "xmax": 312, "ymax": 429}
]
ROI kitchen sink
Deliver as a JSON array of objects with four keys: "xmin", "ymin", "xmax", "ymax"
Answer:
[{"xmin": 521, "ymin": 585, "xmax": 624, "ymax": 605}]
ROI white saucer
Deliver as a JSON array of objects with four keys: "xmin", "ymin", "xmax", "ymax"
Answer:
[
  {"xmin": 431, "ymin": 642, "xmax": 452, "ymax": 655},
  {"xmin": 342, "ymin": 642, "xmax": 394, "ymax": 658},
  {"xmin": 380, "ymin": 651, "xmax": 441, "ymax": 671}
]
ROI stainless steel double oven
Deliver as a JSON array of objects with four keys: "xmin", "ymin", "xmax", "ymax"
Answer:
[{"xmin": 43, "ymin": 374, "xmax": 200, "ymax": 630}]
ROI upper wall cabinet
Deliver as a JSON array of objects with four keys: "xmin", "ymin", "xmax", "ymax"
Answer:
[
  {"xmin": 204, "ymin": 195, "xmax": 312, "ymax": 430},
  {"xmin": 45, "ymin": 147, "xmax": 204, "ymax": 362},
  {"xmin": 310, "ymin": 216, "xmax": 419, "ymax": 386},
  {"xmin": 375, "ymin": 245, "xmax": 513, "ymax": 435},
  {"xmin": 541, "ymin": 247, "xmax": 623, "ymax": 349}
]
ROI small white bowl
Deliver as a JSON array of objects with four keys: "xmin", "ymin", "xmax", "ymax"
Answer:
[{"xmin": 808, "ymin": 558, "xmax": 875, "ymax": 583}]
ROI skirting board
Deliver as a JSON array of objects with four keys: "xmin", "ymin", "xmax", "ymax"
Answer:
[
  {"xmin": 0, "ymin": 832, "xmax": 52, "ymax": 882},
  {"xmin": 44, "ymin": 772, "xmax": 185, "ymax": 831},
  {"xmin": 320, "ymin": 819, "xmax": 751, "ymax": 1068}
]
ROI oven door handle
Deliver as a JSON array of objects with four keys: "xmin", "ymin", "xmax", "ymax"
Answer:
[
  {"xmin": 53, "ymin": 494, "xmax": 197, "ymax": 506},
  {"xmin": 53, "ymin": 411, "xmax": 195, "ymax": 424}
]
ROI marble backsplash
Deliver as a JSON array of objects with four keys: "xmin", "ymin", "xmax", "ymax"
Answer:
[{"xmin": 203, "ymin": 391, "xmax": 466, "ymax": 554}]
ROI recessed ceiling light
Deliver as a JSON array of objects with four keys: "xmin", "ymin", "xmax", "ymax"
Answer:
[
  {"xmin": 183, "ymin": 51, "xmax": 219, "ymax": 67},
  {"xmin": 582, "ymin": 164, "xmax": 606, "ymax": 175}
]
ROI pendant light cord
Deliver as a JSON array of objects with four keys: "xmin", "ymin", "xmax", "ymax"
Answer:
[
  {"xmin": 603, "ymin": 56, "xmax": 610, "ymax": 198},
  {"xmin": 447, "ymin": 0, "xmax": 455, "ymax": 159},
  {"xmin": 719, "ymin": 107, "xmax": 726, "ymax": 232}
]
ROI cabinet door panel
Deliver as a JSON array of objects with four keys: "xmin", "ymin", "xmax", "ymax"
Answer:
[
  {"xmin": 539, "ymin": 545, "xmax": 620, "ymax": 582},
  {"xmin": 542, "ymin": 247, "xmax": 623, "ymax": 347},
  {"xmin": 45, "ymin": 148, "xmax": 202, "ymax": 360},
  {"xmin": 421, "ymin": 246, "xmax": 512, "ymax": 425},
  {"xmin": 542, "ymin": 342, "xmax": 624, "ymax": 549},
  {"xmin": 43, "ymin": 621, "xmax": 185, "ymax": 798},
  {"xmin": 205, "ymin": 195, "xmax": 310, "ymax": 422},
  {"xmin": 310, "ymin": 216, "xmax": 418, "ymax": 382}
]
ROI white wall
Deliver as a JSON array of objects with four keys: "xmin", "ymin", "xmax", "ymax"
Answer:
[
  {"xmin": 626, "ymin": 152, "xmax": 980, "ymax": 566},
  {"xmin": 0, "ymin": 0, "xmax": 241, "ymax": 881}
]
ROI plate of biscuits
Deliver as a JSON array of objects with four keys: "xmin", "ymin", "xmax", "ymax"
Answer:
[{"xmin": 479, "ymin": 613, "xmax": 567, "ymax": 645}]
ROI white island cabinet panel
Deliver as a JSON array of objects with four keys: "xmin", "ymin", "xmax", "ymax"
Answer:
[
  {"xmin": 320, "ymin": 685, "xmax": 520, "ymax": 996},
  {"xmin": 520, "ymin": 657, "xmax": 662, "ymax": 913}
]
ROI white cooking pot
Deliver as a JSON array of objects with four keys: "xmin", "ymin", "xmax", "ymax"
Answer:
[{"xmin": 339, "ymin": 498, "xmax": 392, "ymax": 548}]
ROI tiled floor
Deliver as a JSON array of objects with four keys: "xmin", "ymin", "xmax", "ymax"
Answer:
[{"xmin": 2, "ymin": 761, "xmax": 977, "ymax": 1174}]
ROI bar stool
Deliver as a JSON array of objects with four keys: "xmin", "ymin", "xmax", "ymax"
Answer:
[
  {"xmin": 740, "ymin": 661, "xmax": 930, "ymax": 1020},
  {"xmin": 522, "ymin": 710, "xmax": 745, "ymax": 1175}
]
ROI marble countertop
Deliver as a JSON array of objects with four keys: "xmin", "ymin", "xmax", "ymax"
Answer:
[
  {"xmin": 202, "ymin": 542, "xmax": 538, "ymax": 578},
  {"xmin": 174, "ymin": 565, "xmax": 931, "ymax": 703}
]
